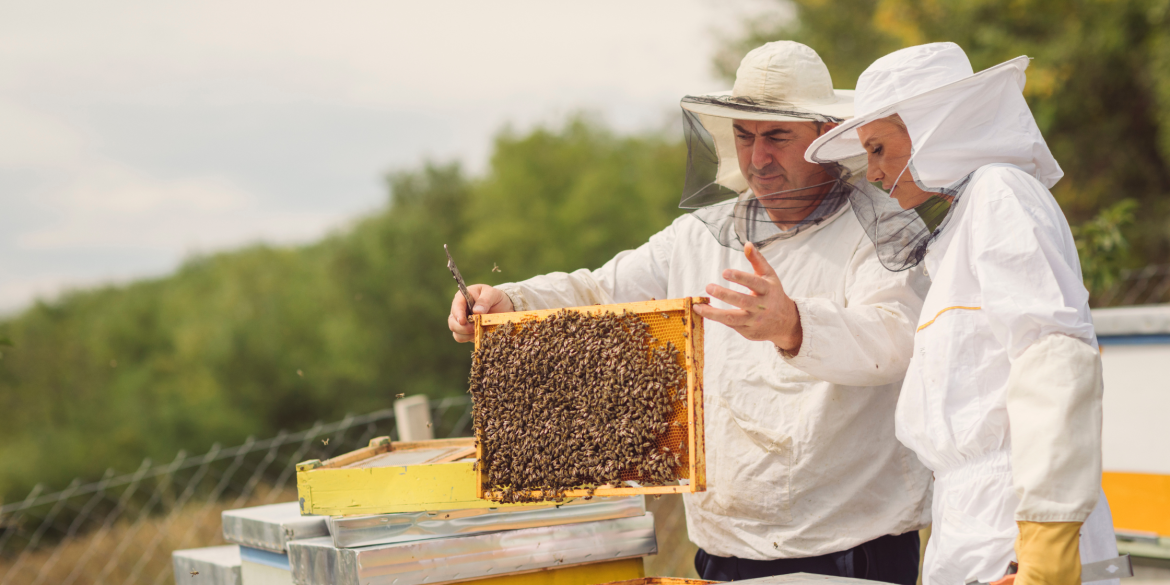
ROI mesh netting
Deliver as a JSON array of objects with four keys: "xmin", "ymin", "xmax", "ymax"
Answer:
[
  {"xmin": 846, "ymin": 159, "xmax": 972, "ymax": 272},
  {"xmin": 679, "ymin": 108, "xmax": 852, "ymax": 251}
]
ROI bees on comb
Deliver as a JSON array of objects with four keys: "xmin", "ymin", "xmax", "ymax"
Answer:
[{"xmin": 469, "ymin": 309, "xmax": 687, "ymax": 503}]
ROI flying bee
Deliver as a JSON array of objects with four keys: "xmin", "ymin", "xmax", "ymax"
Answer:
[
  {"xmin": 190, "ymin": 570, "xmax": 200, "ymax": 577},
  {"xmin": 321, "ymin": 438, "xmax": 329, "ymax": 446},
  {"xmin": 396, "ymin": 393, "xmax": 405, "ymax": 398}
]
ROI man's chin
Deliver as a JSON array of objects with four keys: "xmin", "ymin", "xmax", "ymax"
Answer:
[{"xmin": 750, "ymin": 180, "xmax": 793, "ymax": 197}]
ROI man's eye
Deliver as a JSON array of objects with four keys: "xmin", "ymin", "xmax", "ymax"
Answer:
[{"xmin": 736, "ymin": 134, "xmax": 752, "ymax": 141}]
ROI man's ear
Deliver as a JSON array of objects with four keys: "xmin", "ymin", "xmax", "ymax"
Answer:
[{"xmin": 820, "ymin": 122, "xmax": 839, "ymax": 136}]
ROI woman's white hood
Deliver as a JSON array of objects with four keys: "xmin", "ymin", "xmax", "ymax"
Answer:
[{"xmin": 806, "ymin": 42, "xmax": 1063, "ymax": 190}]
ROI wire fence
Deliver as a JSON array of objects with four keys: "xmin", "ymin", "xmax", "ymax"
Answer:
[
  {"xmin": 1095, "ymin": 264, "xmax": 1170, "ymax": 307},
  {"xmin": 0, "ymin": 396, "xmax": 695, "ymax": 584},
  {"xmin": 0, "ymin": 397, "xmax": 474, "ymax": 585}
]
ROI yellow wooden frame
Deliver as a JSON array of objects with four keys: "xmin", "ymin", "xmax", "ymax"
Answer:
[{"xmin": 473, "ymin": 297, "xmax": 707, "ymax": 500}]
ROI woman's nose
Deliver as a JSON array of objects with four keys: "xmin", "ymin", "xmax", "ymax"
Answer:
[{"xmin": 866, "ymin": 160, "xmax": 882, "ymax": 183}]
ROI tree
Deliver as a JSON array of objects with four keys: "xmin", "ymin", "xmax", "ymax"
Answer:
[{"xmin": 718, "ymin": 0, "xmax": 1170, "ymax": 287}]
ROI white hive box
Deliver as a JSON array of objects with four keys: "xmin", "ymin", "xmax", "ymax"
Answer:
[
  {"xmin": 172, "ymin": 545, "xmax": 242, "ymax": 585},
  {"xmin": 289, "ymin": 513, "xmax": 657, "ymax": 585},
  {"xmin": 221, "ymin": 502, "xmax": 329, "ymax": 585}
]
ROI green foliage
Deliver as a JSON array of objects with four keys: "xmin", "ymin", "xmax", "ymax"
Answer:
[
  {"xmin": 1074, "ymin": 199, "xmax": 1139, "ymax": 293},
  {"xmin": 0, "ymin": 116, "xmax": 686, "ymax": 501},
  {"xmin": 719, "ymin": 0, "xmax": 1170, "ymax": 275}
]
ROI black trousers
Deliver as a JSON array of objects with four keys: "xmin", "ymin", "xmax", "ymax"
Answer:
[{"xmin": 694, "ymin": 530, "xmax": 920, "ymax": 584}]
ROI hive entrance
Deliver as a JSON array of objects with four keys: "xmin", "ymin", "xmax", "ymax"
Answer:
[{"xmin": 471, "ymin": 298, "xmax": 707, "ymax": 502}]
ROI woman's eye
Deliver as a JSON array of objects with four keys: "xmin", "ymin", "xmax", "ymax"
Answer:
[{"xmin": 872, "ymin": 146, "xmax": 883, "ymax": 155}]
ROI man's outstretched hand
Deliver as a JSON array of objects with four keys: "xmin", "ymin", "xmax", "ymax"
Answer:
[
  {"xmin": 692, "ymin": 242, "xmax": 803, "ymax": 354},
  {"xmin": 448, "ymin": 284, "xmax": 515, "ymax": 343}
]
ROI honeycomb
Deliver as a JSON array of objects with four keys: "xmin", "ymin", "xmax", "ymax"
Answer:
[{"xmin": 476, "ymin": 300, "xmax": 702, "ymax": 492}]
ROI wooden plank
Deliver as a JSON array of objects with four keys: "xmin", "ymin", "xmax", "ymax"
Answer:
[
  {"xmin": 483, "ymin": 483, "xmax": 689, "ymax": 500},
  {"xmin": 477, "ymin": 297, "xmax": 704, "ymax": 326},
  {"xmin": 455, "ymin": 558, "xmax": 644, "ymax": 585},
  {"xmin": 687, "ymin": 297, "xmax": 707, "ymax": 491},
  {"xmin": 428, "ymin": 445, "xmax": 477, "ymax": 464},
  {"xmin": 314, "ymin": 437, "xmax": 474, "ymax": 470}
]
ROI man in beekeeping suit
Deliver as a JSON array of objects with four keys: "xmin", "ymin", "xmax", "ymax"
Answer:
[{"xmin": 449, "ymin": 41, "xmax": 932, "ymax": 583}]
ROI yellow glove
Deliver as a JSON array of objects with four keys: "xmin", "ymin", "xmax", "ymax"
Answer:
[{"xmin": 1013, "ymin": 521, "xmax": 1082, "ymax": 585}]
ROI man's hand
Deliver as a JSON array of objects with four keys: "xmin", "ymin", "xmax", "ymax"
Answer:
[
  {"xmin": 692, "ymin": 242, "xmax": 803, "ymax": 354},
  {"xmin": 448, "ymin": 284, "xmax": 515, "ymax": 343}
]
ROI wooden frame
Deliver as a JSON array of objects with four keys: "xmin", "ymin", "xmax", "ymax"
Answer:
[{"xmin": 473, "ymin": 297, "xmax": 707, "ymax": 500}]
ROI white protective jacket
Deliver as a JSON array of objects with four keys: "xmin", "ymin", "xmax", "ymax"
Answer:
[
  {"xmin": 805, "ymin": 43, "xmax": 1118, "ymax": 584},
  {"xmin": 497, "ymin": 205, "xmax": 933, "ymax": 559},
  {"xmin": 902, "ymin": 165, "xmax": 1118, "ymax": 584}
]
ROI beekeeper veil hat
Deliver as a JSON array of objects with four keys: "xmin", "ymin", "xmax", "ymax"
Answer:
[
  {"xmin": 679, "ymin": 41, "xmax": 863, "ymax": 249},
  {"xmin": 806, "ymin": 42, "xmax": 1063, "ymax": 270}
]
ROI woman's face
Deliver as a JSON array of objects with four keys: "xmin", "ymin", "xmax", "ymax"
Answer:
[{"xmin": 856, "ymin": 116, "xmax": 933, "ymax": 209}]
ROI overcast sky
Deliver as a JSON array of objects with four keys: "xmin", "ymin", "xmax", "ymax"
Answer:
[{"xmin": 0, "ymin": 0, "xmax": 786, "ymax": 314}]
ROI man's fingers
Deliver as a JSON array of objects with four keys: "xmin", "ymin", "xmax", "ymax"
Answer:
[
  {"xmin": 693, "ymin": 303, "xmax": 750, "ymax": 327},
  {"xmin": 451, "ymin": 291, "xmax": 470, "ymax": 325},
  {"xmin": 744, "ymin": 242, "xmax": 778, "ymax": 278},
  {"xmin": 722, "ymin": 269, "xmax": 770, "ymax": 295},
  {"xmin": 705, "ymin": 283, "xmax": 757, "ymax": 310},
  {"xmin": 448, "ymin": 313, "xmax": 474, "ymax": 342}
]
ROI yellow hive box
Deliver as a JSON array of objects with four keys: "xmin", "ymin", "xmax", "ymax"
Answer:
[
  {"xmin": 473, "ymin": 297, "xmax": 708, "ymax": 500},
  {"xmin": 296, "ymin": 437, "xmax": 531, "ymax": 516}
]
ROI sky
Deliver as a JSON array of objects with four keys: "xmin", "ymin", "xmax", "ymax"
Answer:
[{"xmin": 0, "ymin": 0, "xmax": 788, "ymax": 315}]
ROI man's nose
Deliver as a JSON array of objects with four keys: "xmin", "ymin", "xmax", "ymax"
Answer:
[{"xmin": 751, "ymin": 140, "xmax": 772, "ymax": 169}]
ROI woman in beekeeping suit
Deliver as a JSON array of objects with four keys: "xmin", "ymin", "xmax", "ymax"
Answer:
[{"xmin": 805, "ymin": 43, "xmax": 1120, "ymax": 585}]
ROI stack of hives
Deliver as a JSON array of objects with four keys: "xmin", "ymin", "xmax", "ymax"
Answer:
[
  {"xmin": 174, "ymin": 438, "xmax": 655, "ymax": 585},
  {"xmin": 175, "ymin": 297, "xmax": 709, "ymax": 585}
]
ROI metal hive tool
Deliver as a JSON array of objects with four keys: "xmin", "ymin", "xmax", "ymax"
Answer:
[{"xmin": 472, "ymin": 297, "xmax": 707, "ymax": 502}]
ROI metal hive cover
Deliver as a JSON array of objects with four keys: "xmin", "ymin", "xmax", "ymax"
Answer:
[
  {"xmin": 326, "ymin": 495, "xmax": 645, "ymax": 548},
  {"xmin": 171, "ymin": 545, "xmax": 241, "ymax": 585},
  {"xmin": 289, "ymin": 513, "xmax": 657, "ymax": 585},
  {"xmin": 222, "ymin": 501, "xmax": 329, "ymax": 553}
]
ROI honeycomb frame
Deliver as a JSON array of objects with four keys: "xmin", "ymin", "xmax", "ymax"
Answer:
[{"xmin": 473, "ymin": 297, "xmax": 707, "ymax": 500}]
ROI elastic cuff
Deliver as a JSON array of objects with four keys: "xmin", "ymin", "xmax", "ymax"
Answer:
[
  {"xmin": 495, "ymin": 284, "xmax": 528, "ymax": 311},
  {"xmin": 779, "ymin": 297, "xmax": 816, "ymax": 361}
]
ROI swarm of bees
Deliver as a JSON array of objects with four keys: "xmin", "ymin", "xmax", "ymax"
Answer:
[{"xmin": 470, "ymin": 310, "xmax": 686, "ymax": 503}]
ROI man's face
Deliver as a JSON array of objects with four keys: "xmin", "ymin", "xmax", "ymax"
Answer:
[{"xmin": 732, "ymin": 120, "xmax": 835, "ymax": 198}]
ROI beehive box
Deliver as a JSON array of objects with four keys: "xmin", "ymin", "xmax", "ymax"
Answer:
[
  {"xmin": 473, "ymin": 297, "xmax": 707, "ymax": 500},
  {"xmin": 596, "ymin": 579, "xmax": 719, "ymax": 585},
  {"xmin": 296, "ymin": 437, "xmax": 526, "ymax": 516}
]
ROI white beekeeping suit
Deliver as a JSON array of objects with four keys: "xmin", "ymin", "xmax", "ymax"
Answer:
[
  {"xmin": 495, "ymin": 42, "xmax": 934, "ymax": 569},
  {"xmin": 807, "ymin": 43, "xmax": 1118, "ymax": 585}
]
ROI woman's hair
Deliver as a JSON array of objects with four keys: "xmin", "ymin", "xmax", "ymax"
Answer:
[{"xmin": 885, "ymin": 113, "xmax": 907, "ymax": 131}]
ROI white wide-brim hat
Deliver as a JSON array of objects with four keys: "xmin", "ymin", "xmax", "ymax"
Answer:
[
  {"xmin": 805, "ymin": 42, "xmax": 1062, "ymax": 189},
  {"xmin": 680, "ymin": 41, "xmax": 854, "ymax": 194}
]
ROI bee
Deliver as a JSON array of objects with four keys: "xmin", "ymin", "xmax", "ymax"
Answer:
[
  {"xmin": 321, "ymin": 438, "xmax": 329, "ymax": 446},
  {"xmin": 296, "ymin": 369, "xmax": 303, "ymax": 377},
  {"xmin": 190, "ymin": 570, "xmax": 200, "ymax": 577},
  {"xmin": 492, "ymin": 263, "xmax": 502, "ymax": 273},
  {"xmin": 426, "ymin": 422, "xmax": 432, "ymax": 429},
  {"xmin": 395, "ymin": 393, "xmax": 405, "ymax": 399}
]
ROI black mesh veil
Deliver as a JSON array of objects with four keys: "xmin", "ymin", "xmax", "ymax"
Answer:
[
  {"xmin": 846, "ymin": 160, "xmax": 972, "ymax": 272},
  {"xmin": 679, "ymin": 106, "xmax": 852, "ymax": 251},
  {"xmin": 680, "ymin": 101, "xmax": 970, "ymax": 268}
]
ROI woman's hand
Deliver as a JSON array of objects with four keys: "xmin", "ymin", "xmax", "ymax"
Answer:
[{"xmin": 692, "ymin": 243, "xmax": 803, "ymax": 354}]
